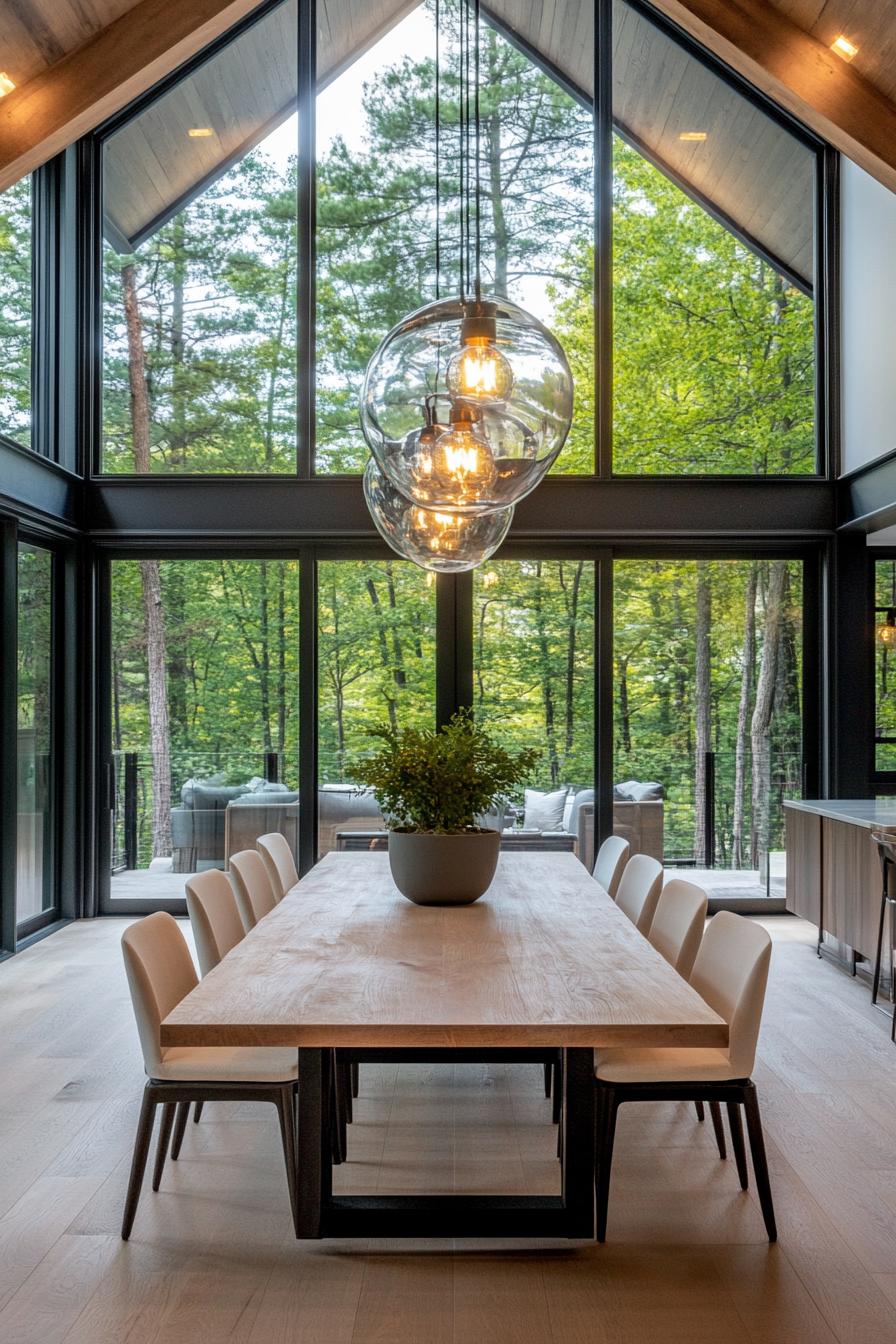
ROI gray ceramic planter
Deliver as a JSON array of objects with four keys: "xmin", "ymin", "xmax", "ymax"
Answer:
[{"xmin": 388, "ymin": 829, "xmax": 501, "ymax": 905}]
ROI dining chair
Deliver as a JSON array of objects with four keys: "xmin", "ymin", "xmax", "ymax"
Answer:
[
  {"xmin": 229, "ymin": 848, "xmax": 278, "ymax": 930},
  {"xmin": 120, "ymin": 912, "xmax": 298, "ymax": 1240},
  {"xmin": 183, "ymin": 869, "xmax": 247, "ymax": 1128},
  {"xmin": 614, "ymin": 853, "xmax": 664, "ymax": 934},
  {"xmin": 592, "ymin": 835, "xmax": 630, "ymax": 899},
  {"xmin": 647, "ymin": 879, "xmax": 708, "ymax": 979},
  {"xmin": 257, "ymin": 831, "xmax": 299, "ymax": 901},
  {"xmin": 593, "ymin": 911, "xmax": 775, "ymax": 1242},
  {"xmin": 185, "ymin": 869, "xmax": 246, "ymax": 977}
]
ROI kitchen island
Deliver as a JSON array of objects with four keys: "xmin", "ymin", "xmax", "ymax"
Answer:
[{"xmin": 785, "ymin": 800, "xmax": 896, "ymax": 964}]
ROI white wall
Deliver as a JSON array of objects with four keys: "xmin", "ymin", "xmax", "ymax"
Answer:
[{"xmin": 841, "ymin": 157, "xmax": 896, "ymax": 475}]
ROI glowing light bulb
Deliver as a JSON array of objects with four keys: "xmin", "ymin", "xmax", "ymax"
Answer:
[
  {"xmin": 878, "ymin": 613, "xmax": 896, "ymax": 646},
  {"xmin": 447, "ymin": 341, "xmax": 514, "ymax": 402},
  {"xmin": 408, "ymin": 411, "xmax": 497, "ymax": 508}
]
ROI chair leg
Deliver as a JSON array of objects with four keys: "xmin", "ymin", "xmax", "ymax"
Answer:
[
  {"xmin": 193, "ymin": 1100, "xmax": 204, "ymax": 1124},
  {"xmin": 872, "ymin": 885, "xmax": 888, "ymax": 1005},
  {"xmin": 694, "ymin": 1100, "xmax": 705, "ymax": 1122},
  {"xmin": 273, "ymin": 1084, "xmax": 299, "ymax": 1235},
  {"xmin": 595, "ymin": 1087, "xmax": 619, "ymax": 1243},
  {"xmin": 726, "ymin": 1101, "xmax": 749, "ymax": 1190},
  {"xmin": 152, "ymin": 1102, "xmax": 177, "ymax": 1192},
  {"xmin": 170, "ymin": 1101, "xmax": 190, "ymax": 1160},
  {"xmin": 543, "ymin": 1061, "xmax": 552, "ymax": 1097},
  {"xmin": 121, "ymin": 1086, "xmax": 157, "ymax": 1240},
  {"xmin": 552, "ymin": 1057, "xmax": 563, "ymax": 1125},
  {"xmin": 351, "ymin": 1061, "xmax": 360, "ymax": 1098},
  {"xmin": 709, "ymin": 1100, "xmax": 727, "ymax": 1159},
  {"xmin": 743, "ymin": 1084, "xmax": 777, "ymax": 1242}
]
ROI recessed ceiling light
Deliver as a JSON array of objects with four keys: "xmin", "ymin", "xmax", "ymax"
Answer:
[
  {"xmin": 679, "ymin": 131, "xmax": 707, "ymax": 142},
  {"xmin": 188, "ymin": 127, "xmax": 214, "ymax": 138},
  {"xmin": 0, "ymin": 72, "xmax": 16, "ymax": 97},
  {"xmin": 831, "ymin": 35, "xmax": 859, "ymax": 61}
]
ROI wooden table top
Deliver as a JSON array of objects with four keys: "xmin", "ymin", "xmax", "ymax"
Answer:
[{"xmin": 161, "ymin": 852, "xmax": 728, "ymax": 1050}]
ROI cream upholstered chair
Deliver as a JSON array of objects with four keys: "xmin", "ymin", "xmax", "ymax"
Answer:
[
  {"xmin": 614, "ymin": 853, "xmax": 663, "ymax": 933},
  {"xmin": 185, "ymin": 869, "xmax": 245, "ymax": 977},
  {"xmin": 647, "ymin": 879, "xmax": 707, "ymax": 979},
  {"xmin": 120, "ymin": 912, "xmax": 298, "ymax": 1239},
  {"xmin": 257, "ymin": 831, "xmax": 299, "ymax": 900},
  {"xmin": 592, "ymin": 835, "xmax": 630, "ymax": 899},
  {"xmin": 183, "ymin": 870, "xmax": 247, "ymax": 1130},
  {"xmin": 229, "ymin": 849, "xmax": 278, "ymax": 930},
  {"xmin": 593, "ymin": 911, "xmax": 775, "ymax": 1242}
]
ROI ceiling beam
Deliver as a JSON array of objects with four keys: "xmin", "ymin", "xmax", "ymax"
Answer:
[
  {"xmin": 651, "ymin": 0, "xmax": 896, "ymax": 193},
  {"xmin": 0, "ymin": 0, "xmax": 263, "ymax": 194}
]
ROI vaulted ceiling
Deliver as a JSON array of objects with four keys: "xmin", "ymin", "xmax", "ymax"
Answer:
[{"xmin": 1, "ymin": 0, "xmax": 896, "ymax": 251}]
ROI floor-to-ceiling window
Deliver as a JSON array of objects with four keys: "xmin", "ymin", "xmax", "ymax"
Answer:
[
  {"xmin": 614, "ymin": 557, "xmax": 805, "ymax": 895},
  {"xmin": 107, "ymin": 558, "xmax": 299, "ymax": 898},
  {"xmin": 473, "ymin": 558, "xmax": 595, "ymax": 831},
  {"xmin": 16, "ymin": 542, "xmax": 55, "ymax": 931},
  {"xmin": 78, "ymin": 0, "xmax": 828, "ymax": 921},
  {"xmin": 317, "ymin": 557, "xmax": 437, "ymax": 855}
]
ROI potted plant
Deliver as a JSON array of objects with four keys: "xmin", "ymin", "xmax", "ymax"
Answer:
[{"xmin": 357, "ymin": 711, "xmax": 538, "ymax": 905}]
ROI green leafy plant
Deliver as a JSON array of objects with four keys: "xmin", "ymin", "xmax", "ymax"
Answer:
[{"xmin": 356, "ymin": 711, "xmax": 539, "ymax": 834}]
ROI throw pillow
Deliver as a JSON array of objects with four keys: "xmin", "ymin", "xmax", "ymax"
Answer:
[{"xmin": 523, "ymin": 787, "xmax": 569, "ymax": 832}]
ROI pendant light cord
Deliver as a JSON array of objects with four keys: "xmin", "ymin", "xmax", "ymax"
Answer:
[
  {"xmin": 434, "ymin": 0, "xmax": 441, "ymax": 301},
  {"xmin": 474, "ymin": 0, "xmax": 481, "ymax": 302}
]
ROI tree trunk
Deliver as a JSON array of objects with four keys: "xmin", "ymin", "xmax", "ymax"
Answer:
[
  {"xmin": 259, "ymin": 560, "xmax": 272, "ymax": 753},
  {"xmin": 563, "ymin": 562, "xmax": 583, "ymax": 769},
  {"xmin": 618, "ymin": 655, "xmax": 632, "ymax": 756},
  {"xmin": 532, "ymin": 565, "xmax": 559, "ymax": 786},
  {"xmin": 276, "ymin": 564, "xmax": 287, "ymax": 759},
  {"xmin": 693, "ymin": 562, "xmax": 711, "ymax": 866},
  {"xmin": 366, "ymin": 576, "xmax": 398, "ymax": 731},
  {"xmin": 732, "ymin": 565, "xmax": 757, "ymax": 869},
  {"xmin": 485, "ymin": 30, "xmax": 509, "ymax": 295},
  {"xmin": 750, "ymin": 561, "xmax": 787, "ymax": 869},
  {"xmin": 168, "ymin": 214, "xmax": 188, "ymax": 470},
  {"xmin": 121, "ymin": 262, "xmax": 171, "ymax": 860}
]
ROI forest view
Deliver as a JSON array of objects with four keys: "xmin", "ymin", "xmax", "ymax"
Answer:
[{"xmin": 0, "ymin": 1, "xmax": 812, "ymax": 878}]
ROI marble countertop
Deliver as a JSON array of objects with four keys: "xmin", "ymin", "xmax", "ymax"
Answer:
[{"xmin": 784, "ymin": 799, "xmax": 896, "ymax": 830}]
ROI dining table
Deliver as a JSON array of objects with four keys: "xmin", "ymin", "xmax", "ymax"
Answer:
[{"xmin": 161, "ymin": 850, "xmax": 728, "ymax": 1240}]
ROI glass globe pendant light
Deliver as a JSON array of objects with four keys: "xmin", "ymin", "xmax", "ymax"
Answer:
[
  {"xmin": 359, "ymin": 0, "xmax": 573, "ymax": 566},
  {"xmin": 361, "ymin": 294, "xmax": 573, "ymax": 513},
  {"xmin": 364, "ymin": 461, "xmax": 513, "ymax": 573}
]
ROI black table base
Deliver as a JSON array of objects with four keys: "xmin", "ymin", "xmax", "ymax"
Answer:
[{"xmin": 295, "ymin": 1046, "xmax": 595, "ymax": 1239}]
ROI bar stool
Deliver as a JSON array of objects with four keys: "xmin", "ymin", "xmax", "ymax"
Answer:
[{"xmin": 871, "ymin": 830, "xmax": 896, "ymax": 1042}]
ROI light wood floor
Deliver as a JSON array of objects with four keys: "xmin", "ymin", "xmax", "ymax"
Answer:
[{"xmin": 1, "ymin": 915, "xmax": 895, "ymax": 1343}]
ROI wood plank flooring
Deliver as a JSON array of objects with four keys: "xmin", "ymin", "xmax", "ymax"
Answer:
[{"xmin": 0, "ymin": 913, "xmax": 893, "ymax": 1343}]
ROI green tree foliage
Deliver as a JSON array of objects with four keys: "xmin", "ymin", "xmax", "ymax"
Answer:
[
  {"xmin": 0, "ymin": 177, "xmax": 32, "ymax": 447},
  {"xmin": 555, "ymin": 139, "xmax": 815, "ymax": 475},
  {"xmin": 318, "ymin": 560, "xmax": 437, "ymax": 781},
  {"xmin": 474, "ymin": 560, "xmax": 594, "ymax": 790}
]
